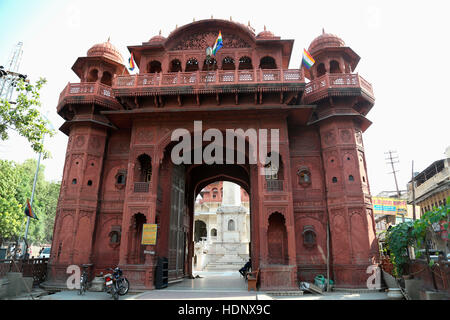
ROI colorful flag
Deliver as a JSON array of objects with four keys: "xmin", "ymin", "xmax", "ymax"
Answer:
[
  {"xmin": 212, "ymin": 31, "xmax": 223, "ymax": 56},
  {"xmin": 302, "ymin": 49, "xmax": 315, "ymax": 69},
  {"xmin": 128, "ymin": 52, "xmax": 136, "ymax": 71},
  {"xmin": 24, "ymin": 199, "xmax": 38, "ymax": 220}
]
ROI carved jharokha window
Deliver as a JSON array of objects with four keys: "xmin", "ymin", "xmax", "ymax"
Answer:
[
  {"xmin": 115, "ymin": 169, "xmax": 127, "ymax": 189},
  {"xmin": 265, "ymin": 153, "xmax": 284, "ymax": 192},
  {"xmin": 136, "ymin": 154, "xmax": 152, "ymax": 182},
  {"xmin": 297, "ymin": 167, "xmax": 311, "ymax": 187},
  {"xmin": 264, "ymin": 152, "xmax": 283, "ymax": 180},
  {"xmin": 303, "ymin": 225, "xmax": 316, "ymax": 247},
  {"xmin": 109, "ymin": 226, "xmax": 121, "ymax": 246}
]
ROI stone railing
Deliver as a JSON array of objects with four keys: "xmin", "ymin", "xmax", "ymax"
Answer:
[
  {"xmin": 266, "ymin": 179, "xmax": 284, "ymax": 192},
  {"xmin": 114, "ymin": 69, "xmax": 304, "ymax": 89},
  {"xmin": 134, "ymin": 182, "xmax": 150, "ymax": 193},
  {"xmin": 57, "ymin": 82, "xmax": 117, "ymax": 111},
  {"xmin": 304, "ymin": 73, "xmax": 374, "ymax": 102}
]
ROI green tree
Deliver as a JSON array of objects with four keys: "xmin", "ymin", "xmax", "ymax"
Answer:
[
  {"xmin": 0, "ymin": 159, "xmax": 60, "ymax": 246},
  {"xmin": 0, "ymin": 160, "xmax": 24, "ymax": 245},
  {"xmin": 0, "ymin": 78, "xmax": 55, "ymax": 158}
]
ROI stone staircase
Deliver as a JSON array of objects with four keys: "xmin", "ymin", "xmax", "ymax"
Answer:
[{"xmin": 203, "ymin": 254, "xmax": 248, "ymax": 271}]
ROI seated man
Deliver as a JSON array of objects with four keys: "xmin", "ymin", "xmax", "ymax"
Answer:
[{"xmin": 239, "ymin": 259, "xmax": 251, "ymax": 278}]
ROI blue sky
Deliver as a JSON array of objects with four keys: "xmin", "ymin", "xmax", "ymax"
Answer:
[{"xmin": 0, "ymin": 0, "xmax": 449, "ymax": 196}]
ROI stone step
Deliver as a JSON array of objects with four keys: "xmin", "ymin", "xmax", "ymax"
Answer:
[{"xmin": 203, "ymin": 263, "xmax": 244, "ymax": 270}]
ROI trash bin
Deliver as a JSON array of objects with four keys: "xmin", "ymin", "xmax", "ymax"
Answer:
[{"xmin": 154, "ymin": 257, "xmax": 168, "ymax": 289}]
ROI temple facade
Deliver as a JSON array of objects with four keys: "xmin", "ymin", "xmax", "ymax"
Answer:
[
  {"xmin": 48, "ymin": 19, "xmax": 378, "ymax": 290},
  {"xmin": 193, "ymin": 181, "xmax": 250, "ymax": 271}
]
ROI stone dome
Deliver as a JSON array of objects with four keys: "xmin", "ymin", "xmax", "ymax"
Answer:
[
  {"xmin": 87, "ymin": 39, "xmax": 124, "ymax": 64},
  {"xmin": 149, "ymin": 30, "xmax": 166, "ymax": 43},
  {"xmin": 256, "ymin": 26, "xmax": 276, "ymax": 39},
  {"xmin": 308, "ymin": 29, "xmax": 345, "ymax": 55}
]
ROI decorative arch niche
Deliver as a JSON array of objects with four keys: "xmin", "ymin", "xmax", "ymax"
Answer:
[
  {"xmin": 267, "ymin": 212, "xmax": 288, "ymax": 265},
  {"xmin": 100, "ymin": 71, "xmax": 112, "ymax": 86},
  {"xmin": 259, "ymin": 56, "xmax": 277, "ymax": 69},
  {"xmin": 147, "ymin": 60, "xmax": 162, "ymax": 73}
]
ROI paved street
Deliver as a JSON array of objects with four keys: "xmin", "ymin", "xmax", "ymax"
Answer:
[{"xmin": 10, "ymin": 271, "xmax": 389, "ymax": 300}]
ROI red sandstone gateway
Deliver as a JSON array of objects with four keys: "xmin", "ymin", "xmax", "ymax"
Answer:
[{"xmin": 46, "ymin": 19, "xmax": 378, "ymax": 290}]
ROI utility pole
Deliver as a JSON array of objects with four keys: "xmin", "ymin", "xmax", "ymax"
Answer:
[
  {"xmin": 385, "ymin": 150, "xmax": 404, "ymax": 222},
  {"xmin": 411, "ymin": 160, "xmax": 417, "ymax": 220}
]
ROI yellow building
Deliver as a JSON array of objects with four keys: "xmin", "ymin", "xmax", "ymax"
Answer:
[{"xmin": 407, "ymin": 147, "xmax": 450, "ymax": 215}]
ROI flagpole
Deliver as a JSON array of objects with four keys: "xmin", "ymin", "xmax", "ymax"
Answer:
[{"xmin": 22, "ymin": 137, "xmax": 43, "ymax": 255}]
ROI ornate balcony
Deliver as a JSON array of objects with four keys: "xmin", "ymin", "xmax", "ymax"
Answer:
[
  {"xmin": 113, "ymin": 69, "xmax": 305, "ymax": 97},
  {"xmin": 303, "ymin": 73, "xmax": 374, "ymax": 104},
  {"xmin": 266, "ymin": 179, "xmax": 284, "ymax": 192},
  {"xmin": 57, "ymin": 82, "xmax": 122, "ymax": 113},
  {"xmin": 134, "ymin": 182, "xmax": 149, "ymax": 193}
]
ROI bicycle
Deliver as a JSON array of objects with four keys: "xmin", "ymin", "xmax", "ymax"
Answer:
[{"xmin": 78, "ymin": 264, "xmax": 92, "ymax": 295}]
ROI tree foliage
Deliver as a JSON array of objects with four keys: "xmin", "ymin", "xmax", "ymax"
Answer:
[
  {"xmin": 0, "ymin": 78, "xmax": 55, "ymax": 158},
  {"xmin": 0, "ymin": 159, "xmax": 60, "ymax": 245},
  {"xmin": 385, "ymin": 199, "xmax": 450, "ymax": 277},
  {"xmin": 0, "ymin": 160, "xmax": 23, "ymax": 242}
]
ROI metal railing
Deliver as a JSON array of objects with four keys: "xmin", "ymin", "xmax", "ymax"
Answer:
[{"xmin": 0, "ymin": 258, "xmax": 49, "ymax": 285}]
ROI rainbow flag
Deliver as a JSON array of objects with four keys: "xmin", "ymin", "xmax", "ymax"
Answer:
[
  {"xmin": 24, "ymin": 199, "xmax": 38, "ymax": 220},
  {"xmin": 302, "ymin": 49, "xmax": 315, "ymax": 69},
  {"xmin": 212, "ymin": 31, "xmax": 223, "ymax": 56},
  {"xmin": 128, "ymin": 52, "xmax": 136, "ymax": 71}
]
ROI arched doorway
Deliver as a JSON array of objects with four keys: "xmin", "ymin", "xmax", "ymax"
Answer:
[
  {"xmin": 192, "ymin": 181, "xmax": 251, "ymax": 273},
  {"xmin": 156, "ymin": 135, "xmax": 257, "ymax": 287}
]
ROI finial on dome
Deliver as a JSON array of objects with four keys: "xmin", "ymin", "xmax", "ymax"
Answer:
[
  {"xmin": 176, "ymin": 24, "xmax": 178, "ymax": 29},
  {"xmin": 193, "ymin": 17, "xmax": 195, "ymax": 22},
  {"xmin": 107, "ymin": 36, "xmax": 110, "ymax": 42},
  {"xmin": 159, "ymin": 30, "xmax": 162, "ymax": 36},
  {"xmin": 248, "ymin": 21, "xmax": 251, "ymax": 26},
  {"xmin": 230, "ymin": 16, "xmax": 232, "ymax": 21},
  {"xmin": 211, "ymin": 14, "xmax": 213, "ymax": 19},
  {"xmin": 322, "ymin": 28, "xmax": 325, "ymax": 34},
  {"xmin": 264, "ymin": 25, "xmax": 267, "ymax": 31}
]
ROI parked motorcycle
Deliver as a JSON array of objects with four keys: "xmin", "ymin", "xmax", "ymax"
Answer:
[{"xmin": 103, "ymin": 267, "xmax": 129, "ymax": 300}]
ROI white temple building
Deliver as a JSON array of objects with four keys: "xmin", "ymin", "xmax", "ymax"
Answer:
[{"xmin": 193, "ymin": 181, "xmax": 250, "ymax": 271}]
